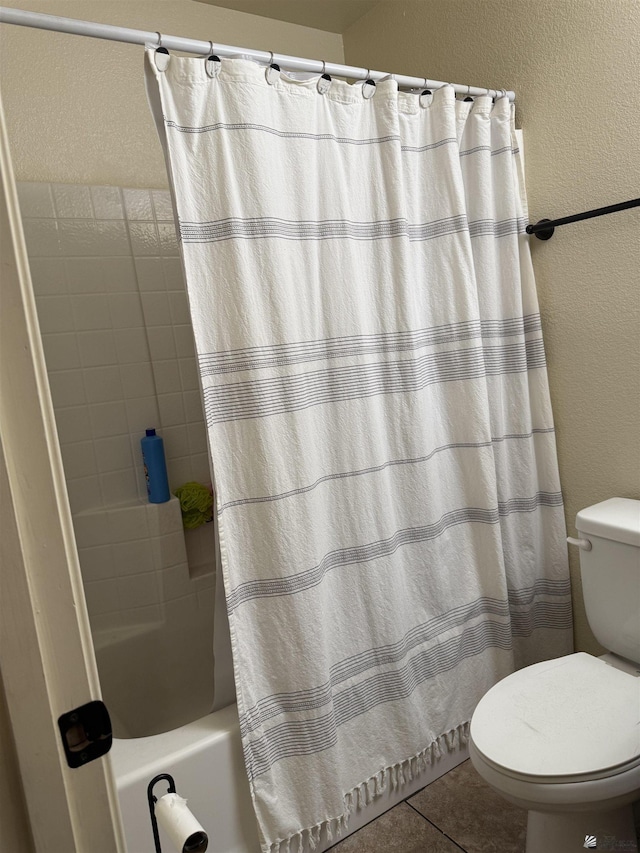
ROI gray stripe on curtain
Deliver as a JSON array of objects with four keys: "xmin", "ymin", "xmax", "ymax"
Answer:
[
  {"xmin": 244, "ymin": 618, "xmax": 515, "ymax": 780},
  {"xmin": 198, "ymin": 314, "xmax": 542, "ymax": 376},
  {"xmin": 164, "ymin": 120, "xmax": 520, "ymax": 158},
  {"xmin": 217, "ymin": 429, "xmax": 557, "ymax": 513},
  {"xmin": 204, "ymin": 339, "xmax": 546, "ymax": 425},
  {"xmin": 238, "ymin": 578, "xmax": 571, "ymax": 737},
  {"xmin": 179, "ymin": 215, "xmax": 526, "ymax": 243},
  {"xmin": 226, "ymin": 493, "xmax": 564, "ymax": 612}
]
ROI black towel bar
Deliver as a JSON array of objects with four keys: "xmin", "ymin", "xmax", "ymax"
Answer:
[{"xmin": 526, "ymin": 197, "xmax": 640, "ymax": 240}]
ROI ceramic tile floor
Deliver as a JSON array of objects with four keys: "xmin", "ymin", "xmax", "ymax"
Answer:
[{"xmin": 329, "ymin": 759, "xmax": 640, "ymax": 853}]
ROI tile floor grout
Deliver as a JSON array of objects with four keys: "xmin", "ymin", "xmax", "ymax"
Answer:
[
  {"xmin": 404, "ymin": 799, "xmax": 469, "ymax": 852},
  {"xmin": 326, "ymin": 758, "xmax": 640, "ymax": 852},
  {"xmin": 324, "ymin": 808, "xmax": 389, "ymax": 852},
  {"xmin": 327, "ymin": 760, "xmax": 471, "ymax": 852},
  {"xmin": 324, "ymin": 786, "xmax": 430, "ymax": 852},
  {"xmin": 328, "ymin": 758, "xmax": 531, "ymax": 852}
]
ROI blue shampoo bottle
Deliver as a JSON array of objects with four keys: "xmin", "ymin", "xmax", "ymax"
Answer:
[{"xmin": 141, "ymin": 428, "xmax": 170, "ymax": 503}]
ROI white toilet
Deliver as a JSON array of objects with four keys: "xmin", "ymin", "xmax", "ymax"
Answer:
[{"xmin": 469, "ymin": 497, "xmax": 640, "ymax": 853}]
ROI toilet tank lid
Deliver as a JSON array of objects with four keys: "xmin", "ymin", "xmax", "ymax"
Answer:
[{"xmin": 576, "ymin": 498, "xmax": 640, "ymax": 547}]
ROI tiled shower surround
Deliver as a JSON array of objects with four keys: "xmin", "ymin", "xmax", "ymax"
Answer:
[{"xmin": 19, "ymin": 181, "xmax": 216, "ymax": 733}]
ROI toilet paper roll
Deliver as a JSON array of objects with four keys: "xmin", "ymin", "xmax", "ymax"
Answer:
[{"xmin": 155, "ymin": 793, "xmax": 208, "ymax": 853}]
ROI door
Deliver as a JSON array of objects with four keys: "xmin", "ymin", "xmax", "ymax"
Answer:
[{"xmin": 0, "ymin": 94, "xmax": 125, "ymax": 852}]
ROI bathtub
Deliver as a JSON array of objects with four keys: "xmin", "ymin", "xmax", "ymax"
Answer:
[
  {"xmin": 110, "ymin": 701, "xmax": 468, "ymax": 853},
  {"xmin": 111, "ymin": 704, "xmax": 260, "ymax": 853},
  {"xmin": 94, "ymin": 612, "xmax": 215, "ymax": 740}
]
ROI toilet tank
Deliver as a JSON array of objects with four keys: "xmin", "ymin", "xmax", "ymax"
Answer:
[{"xmin": 576, "ymin": 498, "xmax": 640, "ymax": 664}]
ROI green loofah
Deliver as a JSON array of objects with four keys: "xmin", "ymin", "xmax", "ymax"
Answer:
[{"xmin": 174, "ymin": 481, "xmax": 213, "ymax": 530}]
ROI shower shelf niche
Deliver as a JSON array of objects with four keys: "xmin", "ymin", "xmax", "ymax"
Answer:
[{"xmin": 73, "ymin": 495, "xmax": 215, "ymax": 640}]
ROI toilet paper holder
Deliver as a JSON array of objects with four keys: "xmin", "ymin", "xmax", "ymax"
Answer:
[{"xmin": 147, "ymin": 773, "xmax": 208, "ymax": 853}]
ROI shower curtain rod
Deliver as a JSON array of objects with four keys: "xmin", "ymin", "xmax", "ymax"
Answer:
[{"xmin": 0, "ymin": 6, "xmax": 515, "ymax": 101}]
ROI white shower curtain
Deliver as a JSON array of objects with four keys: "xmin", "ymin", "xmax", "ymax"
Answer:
[{"xmin": 146, "ymin": 53, "xmax": 572, "ymax": 853}]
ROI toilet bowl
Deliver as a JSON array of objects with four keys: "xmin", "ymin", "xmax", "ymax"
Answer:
[
  {"xmin": 470, "ymin": 653, "xmax": 640, "ymax": 852},
  {"xmin": 469, "ymin": 498, "xmax": 640, "ymax": 853}
]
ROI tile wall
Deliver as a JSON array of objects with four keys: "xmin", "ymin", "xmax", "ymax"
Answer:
[{"xmin": 18, "ymin": 181, "xmax": 216, "ymax": 638}]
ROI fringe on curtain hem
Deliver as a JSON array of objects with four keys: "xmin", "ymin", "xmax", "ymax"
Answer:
[{"xmin": 264, "ymin": 720, "xmax": 470, "ymax": 853}]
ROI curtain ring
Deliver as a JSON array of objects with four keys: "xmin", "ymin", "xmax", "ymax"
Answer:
[
  {"xmin": 317, "ymin": 60, "xmax": 332, "ymax": 93},
  {"xmin": 153, "ymin": 32, "xmax": 170, "ymax": 71},
  {"xmin": 205, "ymin": 41, "xmax": 221, "ymax": 77},
  {"xmin": 362, "ymin": 69, "xmax": 376, "ymax": 99},
  {"xmin": 265, "ymin": 51, "xmax": 280, "ymax": 84}
]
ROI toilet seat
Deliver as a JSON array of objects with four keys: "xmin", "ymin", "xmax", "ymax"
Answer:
[{"xmin": 470, "ymin": 652, "xmax": 640, "ymax": 784}]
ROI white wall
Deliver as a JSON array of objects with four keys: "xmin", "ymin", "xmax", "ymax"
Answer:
[{"xmin": 0, "ymin": 0, "xmax": 344, "ymax": 186}]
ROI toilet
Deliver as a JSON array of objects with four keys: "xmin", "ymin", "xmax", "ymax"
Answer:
[{"xmin": 469, "ymin": 498, "xmax": 640, "ymax": 853}]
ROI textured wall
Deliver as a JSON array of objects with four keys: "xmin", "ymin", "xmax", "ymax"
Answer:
[
  {"xmin": 0, "ymin": 669, "xmax": 33, "ymax": 853},
  {"xmin": 0, "ymin": 0, "xmax": 344, "ymax": 186},
  {"xmin": 344, "ymin": 0, "xmax": 640, "ymax": 653}
]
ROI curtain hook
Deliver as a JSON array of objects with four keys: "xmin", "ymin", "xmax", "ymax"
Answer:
[
  {"xmin": 317, "ymin": 59, "xmax": 332, "ymax": 93},
  {"xmin": 362, "ymin": 69, "xmax": 376, "ymax": 99},
  {"xmin": 265, "ymin": 51, "xmax": 280, "ymax": 84},
  {"xmin": 153, "ymin": 32, "xmax": 170, "ymax": 72},
  {"xmin": 463, "ymin": 84, "xmax": 473, "ymax": 102},
  {"xmin": 421, "ymin": 77, "xmax": 432, "ymax": 96},
  {"xmin": 205, "ymin": 41, "xmax": 221, "ymax": 78}
]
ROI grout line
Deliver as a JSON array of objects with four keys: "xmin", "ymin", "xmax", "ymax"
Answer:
[
  {"xmin": 326, "ymin": 759, "xmax": 471, "ymax": 852},
  {"xmin": 322, "ymin": 806, "xmax": 393, "ymax": 851},
  {"xmin": 324, "ymin": 796, "xmax": 420, "ymax": 852},
  {"xmin": 404, "ymin": 800, "xmax": 469, "ymax": 852}
]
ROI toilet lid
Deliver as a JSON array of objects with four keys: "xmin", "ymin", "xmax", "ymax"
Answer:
[{"xmin": 471, "ymin": 653, "xmax": 640, "ymax": 780}]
